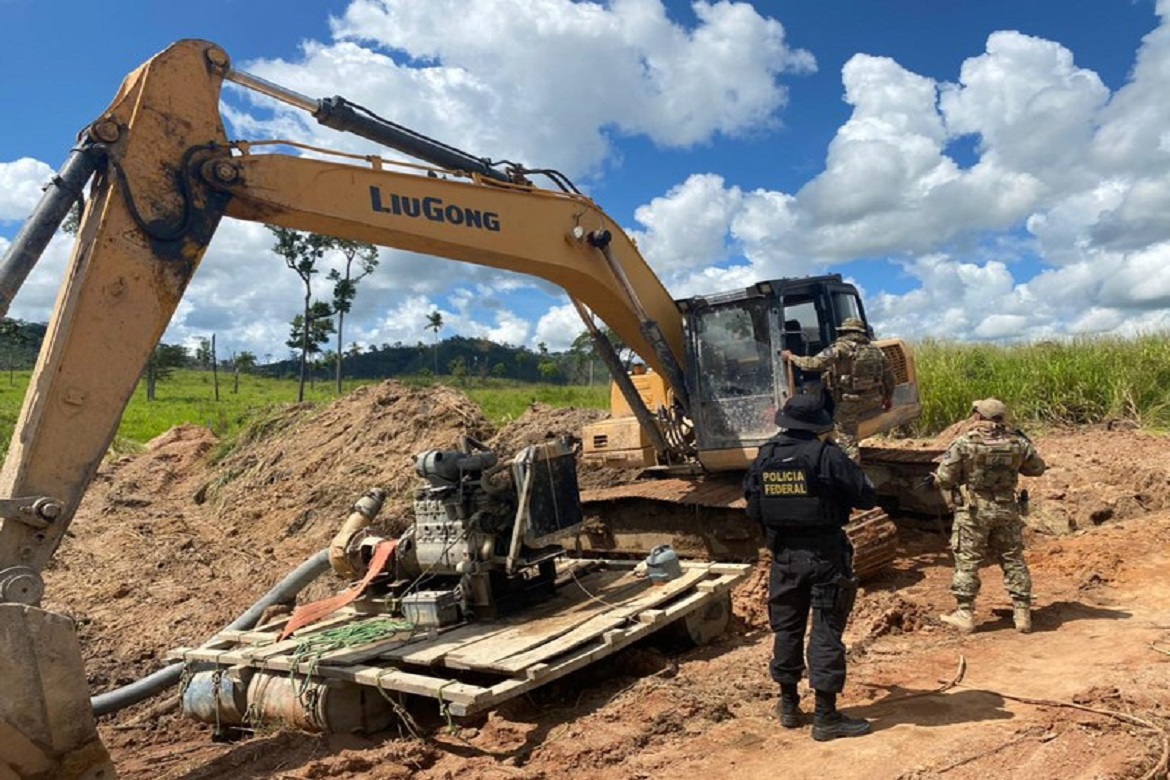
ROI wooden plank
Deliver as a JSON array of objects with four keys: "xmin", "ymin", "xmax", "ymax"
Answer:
[
  {"xmin": 478, "ymin": 568, "xmax": 712, "ymax": 674},
  {"xmin": 314, "ymin": 632, "xmax": 417, "ymax": 667},
  {"xmin": 379, "ymin": 620, "xmax": 517, "ymax": 665},
  {"xmin": 446, "ymin": 567, "xmax": 708, "ymax": 670},
  {"xmin": 322, "ymin": 566, "xmax": 753, "ymax": 717},
  {"xmin": 385, "ymin": 569, "xmax": 645, "ymax": 668},
  {"xmin": 230, "ymin": 612, "xmax": 373, "ymax": 661},
  {"xmin": 457, "ymin": 584, "xmax": 740, "ymax": 714},
  {"xmin": 174, "ymin": 647, "xmax": 254, "ymax": 665},
  {"xmin": 707, "ymin": 562, "xmax": 756, "ymax": 576},
  {"xmin": 637, "ymin": 609, "xmax": 665, "ymax": 625},
  {"xmin": 345, "ymin": 666, "xmax": 485, "ymax": 706}
]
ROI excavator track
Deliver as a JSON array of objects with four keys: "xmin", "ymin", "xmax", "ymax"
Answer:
[
  {"xmin": 860, "ymin": 444, "xmax": 950, "ymax": 516},
  {"xmin": 577, "ymin": 474, "xmax": 899, "ymax": 581}
]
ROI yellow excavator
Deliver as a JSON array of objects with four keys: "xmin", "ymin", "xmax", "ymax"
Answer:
[{"xmin": 0, "ymin": 40, "xmax": 940, "ymax": 778}]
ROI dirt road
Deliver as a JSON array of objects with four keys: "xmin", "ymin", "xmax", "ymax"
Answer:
[{"xmin": 41, "ymin": 383, "xmax": 1170, "ymax": 779}]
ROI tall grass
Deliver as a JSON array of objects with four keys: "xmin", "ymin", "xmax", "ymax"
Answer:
[{"xmin": 911, "ymin": 335, "xmax": 1170, "ymax": 435}]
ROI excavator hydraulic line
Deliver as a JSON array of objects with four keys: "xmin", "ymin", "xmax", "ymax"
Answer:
[
  {"xmin": 0, "ymin": 144, "xmax": 103, "ymax": 316},
  {"xmin": 225, "ymin": 67, "xmax": 513, "ymax": 184}
]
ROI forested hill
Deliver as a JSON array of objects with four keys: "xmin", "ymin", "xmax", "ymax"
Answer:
[{"xmin": 0, "ymin": 321, "xmax": 609, "ymax": 385}]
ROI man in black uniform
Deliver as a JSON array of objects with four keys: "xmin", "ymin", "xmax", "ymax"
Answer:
[{"xmin": 743, "ymin": 394, "xmax": 876, "ymax": 741}]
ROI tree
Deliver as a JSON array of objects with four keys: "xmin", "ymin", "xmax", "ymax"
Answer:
[
  {"xmin": 235, "ymin": 351, "xmax": 257, "ymax": 372},
  {"xmin": 571, "ymin": 326, "xmax": 635, "ymax": 383},
  {"xmin": 270, "ymin": 226, "xmax": 332, "ymax": 401},
  {"xmin": 569, "ymin": 331, "xmax": 596, "ymax": 385},
  {"xmin": 0, "ymin": 318, "xmax": 29, "ymax": 385},
  {"xmin": 327, "ymin": 240, "xmax": 379, "ymax": 393},
  {"xmin": 346, "ymin": 342, "xmax": 363, "ymax": 364},
  {"xmin": 60, "ymin": 201, "xmax": 82, "ymax": 235},
  {"xmin": 538, "ymin": 360, "xmax": 560, "ymax": 382},
  {"xmin": 448, "ymin": 355, "xmax": 468, "ymax": 386},
  {"xmin": 285, "ymin": 300, "xmax": 336, "ymax": 394},
  {"xmin": 194, "ymin": 337, "xmax": 213, "ymax": 370},
  {"xmin": 144, "ymin": 343, "xmax": 188, "ymax": 401},
  {"xmin": 426, "ymin": 311, "xmax": 444, "ymax": 374}
]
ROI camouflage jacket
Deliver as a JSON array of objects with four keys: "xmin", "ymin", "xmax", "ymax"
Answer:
[
  {"xmin": 788, "ymin": 334, "xmax": 896, "ymax": 404},
  {"xmin": 935, "ymin": 421, "xmax": 1047, "ymax": 503}
]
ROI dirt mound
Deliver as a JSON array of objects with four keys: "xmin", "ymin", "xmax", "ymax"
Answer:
[
  {"xmin": 487, "ymin": 402, "xmax": 608, "ymax": 460},
  {"xmin": 204, "ymin": 382, "xmax": 494, "ymax": 543},
  {"xmin": 1025, "ymin": 428, "xmax": 1170, "ymax": 534}
]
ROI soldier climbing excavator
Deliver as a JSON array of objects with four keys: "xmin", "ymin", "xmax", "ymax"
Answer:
[{"xmin": 0, "ymin": 40, "xmax": 943, "ymax": 778}]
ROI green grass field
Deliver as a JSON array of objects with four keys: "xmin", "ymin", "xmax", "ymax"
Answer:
[{"xmin": 0, "ymin": 334, "xmax": 1165, "ymax": 458}]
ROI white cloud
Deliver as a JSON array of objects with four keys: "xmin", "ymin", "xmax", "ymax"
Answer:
[
  {"xmin": 628, "ymin": 173, "xmax": 741, "ymax": 281},
  {"xmin": 940, "ymin": 31, "xmax": 1108, "ymax": 188},
  {"xmin": 0, "ymin": 158, "xmax": 54, "ymax": 221},
  {"xmin": 617, "ymin": 6, "xmax": 1170, "ymax": 344},
  {"xmin": 329, "ymin": 0, "xmax": 814, "ymax": 153},
  {"xmin": 532, "ymin": 303, "xmax": 585, "ymax": 352}
]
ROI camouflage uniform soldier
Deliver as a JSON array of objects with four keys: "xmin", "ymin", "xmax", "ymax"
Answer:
[
  {"xmin": 935, "ymin": 398, "xmax": 1046, "ymax": 634},
  {"xmin": 781, "ymin": 317, "xmax": 896, "ymax": 463}
]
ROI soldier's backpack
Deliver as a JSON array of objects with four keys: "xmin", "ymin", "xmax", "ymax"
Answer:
[
  {"xmin": 967, "ymin": 429, "xmax": 1026, "ymax": 493},
  {"xmin": 835, "ymin": 340, "xmax": 886, "ymax": 396}
]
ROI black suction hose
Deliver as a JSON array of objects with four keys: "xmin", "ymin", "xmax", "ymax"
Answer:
[{"xmin": 90, "ymin": 548, "xmax": 330, "ymax": 716}]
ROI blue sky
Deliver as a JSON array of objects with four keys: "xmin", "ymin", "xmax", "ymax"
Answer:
[{"xmin": 2, "ymin": 0, "xmax": 1169, "ymax": 358}]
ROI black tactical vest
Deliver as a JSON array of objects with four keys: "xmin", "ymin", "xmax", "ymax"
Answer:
[{"xmin": 751, "ymin": 438, "xmax": 832, "ymax": 531}]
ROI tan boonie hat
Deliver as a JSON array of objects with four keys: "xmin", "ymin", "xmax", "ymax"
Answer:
[
  {"xmin": 837, "ymin": 317, "xmax": 867, "ymax": 333},
  {"xmin": 972, "ymin": 398, "xmax": 1008, "ymax": 420}
]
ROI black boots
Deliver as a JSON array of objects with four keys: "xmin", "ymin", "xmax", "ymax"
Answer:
[
  {"xmin": 776, "ymin": 683, "xmax": 802, "ymax": 728},
  {"xmin": 811, "ymin": 690, "xmax": 871, "ymax": 742}
]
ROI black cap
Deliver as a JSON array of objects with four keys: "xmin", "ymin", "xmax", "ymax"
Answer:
[{"xmin": 775, "ymin": 394, "xmax": 833, "ymax": 433}]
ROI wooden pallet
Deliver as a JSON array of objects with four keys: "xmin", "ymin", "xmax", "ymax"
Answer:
[{"xmin": 170, "ymin": 559, "xmax": 751, "ymax": 717}]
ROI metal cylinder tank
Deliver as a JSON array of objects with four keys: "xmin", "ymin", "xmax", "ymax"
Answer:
[
  {"xmin": 180, "ymin": 668, "xmax": 249, "ymax": 726},
  {"xmin": 245, "ymin": 671, "xmax": 396, "ymax": 734}
]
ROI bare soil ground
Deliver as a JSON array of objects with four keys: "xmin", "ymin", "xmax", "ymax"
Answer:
[{"xmin": 44, "ymin": 381, "xmax": 1170, "ymax": 780}]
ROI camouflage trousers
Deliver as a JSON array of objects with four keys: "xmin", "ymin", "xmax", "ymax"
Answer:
[
  {"xmin": 950, "ymin": 502, "xmax": 1032, "ymax": 605},
  {"xmin": 831, "ymin": 400, "xmax": 870, "ymax": 464}
]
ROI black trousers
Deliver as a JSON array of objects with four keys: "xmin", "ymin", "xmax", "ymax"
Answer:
[{"xmin": 767, "ymin": 530, "xmax": 853, "ymax": 694}]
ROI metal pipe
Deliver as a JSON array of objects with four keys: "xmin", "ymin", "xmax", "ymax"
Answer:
[
  {"xmin": 329, "ymin": 489, "xmax": 386, "ymax": 578},
  {"xmin": 90, "ymin": 548, "xmax": 330, "ymax": 716},
  {"xmin": 0, "ymin": 145, "xmax": 102, "ymax": 316},
  {"xmin": 225, "ymin": 68, "xmax": 318, "ymax": 113}
]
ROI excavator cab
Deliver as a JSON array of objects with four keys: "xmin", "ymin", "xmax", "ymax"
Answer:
[
  {"xmin": 680, "ymin": 274, "xmax": 893, "ymax": 472},
  {"xmin": 582, "ymin": 273, "xmax": 922, "ymax": 472}
]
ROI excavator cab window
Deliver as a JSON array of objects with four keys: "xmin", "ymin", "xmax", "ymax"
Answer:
[
  {"xmin": 830, "ymin": 291, "xmax": 867, "ymax": 335},
  {"xmin": 780, "ymin": 299, "xmax": 820, "ymax": 355},
  {"xmin": 690, "ymin": 298, "xmax": 779, "ymax": 450}
]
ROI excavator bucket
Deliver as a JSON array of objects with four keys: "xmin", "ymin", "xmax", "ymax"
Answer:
[{"xmin": 0, "ymin": 605, "xmax": 115, "ymax": 780}]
